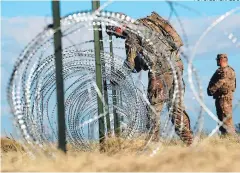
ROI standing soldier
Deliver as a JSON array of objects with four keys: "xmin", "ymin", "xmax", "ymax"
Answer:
[
  {"xmin": 106, "ymin": 12, "xmax": 193, "ymax": 145},
  {"xmin": 207, "ymin": 54, "xmax": 236, "ymax": 135}
]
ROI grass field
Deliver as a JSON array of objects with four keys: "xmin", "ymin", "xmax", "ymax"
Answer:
[{"xmin": 1, "ymin": 136, "xmax": 240, "ymax": 172}]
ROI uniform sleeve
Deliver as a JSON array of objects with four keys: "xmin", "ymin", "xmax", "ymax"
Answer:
[
  {"xmin": 125, "ymin": 37, "xmax": 137, "ymax": 70},
  {"xmin": 208, "ymin": 78, "xmax": 225, "ymax": 95},
  {"xmin": 124, "ymin": 33, "xmax": 143, "ymax": 71},
  {"xmin": 234, "ymin": 76, "xmax": 236, "ymax": 92},
  {"xmin": 207, "ymin": 69, "xmax": 225, "ymax": 96},
  {"xmin": 230, "ymin": 68, "xmax": 236, "ymax": 92},
  {"xmin": 207, "ymin": 71, "xmax": 216, "ymax": 96}
]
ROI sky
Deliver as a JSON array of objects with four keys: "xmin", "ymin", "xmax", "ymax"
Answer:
[{"xmin": 1, "ymin": 1, "xmax": 240, "ymax": 139}]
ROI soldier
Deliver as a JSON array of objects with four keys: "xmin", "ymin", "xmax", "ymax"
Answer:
[
  {"xmin": 106, "ymin": 12, "xmax": 193, "ymax": 145},
  {"xmin": 207, "ymin": 54, "xmax": 236, "ymax": 135}
]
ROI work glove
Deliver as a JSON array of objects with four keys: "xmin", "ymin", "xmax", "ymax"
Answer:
[
  {"xmin": 110, "ymin": 53, "xmax": 150, "ymax": 86},
  {"xmin": 134, "ymin": 53, "xmax": 149, "ymax": 72}
]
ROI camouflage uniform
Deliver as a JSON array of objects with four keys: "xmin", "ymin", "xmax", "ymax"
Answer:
[
  {"xmin": 107, "ymin": 12, "xmax": 193, "ymax": 145},
  {"xmin": 207, "ymin": 62, "xmax": 236, "ymax": 135}
]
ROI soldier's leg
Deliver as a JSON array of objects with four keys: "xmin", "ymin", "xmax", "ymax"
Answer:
[
  {"xmin": 215, "ymin": 99, "xmax": 227, "ymax": 135},
  {"xmin": 146, "ymin": 103, "xmax": 164, "ymax": 142},
  {"xmin": 147, "ymin": 73, "xmax": 173, "ymax": 141},
  {"xmin": 219, "ymin": 97, "xmax": 236, "ymax": 135},
  {"xmin": 146, "ymin": 76, "xmax": 162, "ymax": 142},
  {"xmin": 168, "ymin": 70, "xmax": 193, "ymax": 146},
  {"xmin": 170, "ymin": 107, "xmax": 193, "ymax": 145}
]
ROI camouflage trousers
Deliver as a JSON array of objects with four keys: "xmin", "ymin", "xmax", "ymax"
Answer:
[
  {"xmin": 215, "ymin": 96, "xmax": 236, "ymax": 135},
  {"xmin": 146, "ymin": 68, "xmax": 193, "ymax": 145}
]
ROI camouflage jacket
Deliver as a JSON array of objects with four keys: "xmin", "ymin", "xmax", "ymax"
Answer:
[
  {"xmin": 122, "ymin": 12, "xmax": 184, "ymax": 76},
  {"xmin": 207, "ymin": 65, "xmax": 236, "ymax": 99}
]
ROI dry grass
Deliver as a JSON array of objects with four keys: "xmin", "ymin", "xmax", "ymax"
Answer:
[
  {"xmin": 1, "ymin": 137, "xmax": 25, "ymax": 153},
  {"xmin": 1, "ymin": 136, "xmax": 240, "ymax": 172}
]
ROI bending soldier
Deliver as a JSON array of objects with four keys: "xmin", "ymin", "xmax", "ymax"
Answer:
[
  {"xmin": 106, "ymin": 12, "xmax": 193, "ymax": 145},
  {"xmin": 207, "ymin": 54, "xmax": 236, "ymax": 135}
]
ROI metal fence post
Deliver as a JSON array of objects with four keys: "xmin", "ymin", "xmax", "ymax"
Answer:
[
  {"xmin": 52, "ymin": 0, "xmax": 67, "ymax": 153},
  {"xmin": 92, "ymin": 0, "xmax": 105, "ymax": 151},
  {"xmin": 109, "ymin": 36, "xmax": 120, "ymax": 137}
]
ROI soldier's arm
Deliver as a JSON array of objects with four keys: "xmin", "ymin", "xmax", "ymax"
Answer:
[
  {"xmin": 207, "ymin": 82, "xmax": 214, "ymax": 96},
  {"xmin": 207, "ymin": 72, "xmax": 217, "ymax": 96},
  {"xmin": 208, "ymin": 79, "xmax": 225, "ymax": 96},
  {"xmin": 207, "ymin": 69, "xmax": 226, "ymax": 96},
  {"xmin": 124, "ymin": 37, "xmax": 137, "ymax": 71},
  {"xmin": 124, "ymin": 33, "xmax": 145, "ymax": 73},
  {"xmin": 234, "ymin": 77, "xmax": 236, "ymax": 92},
  {"xmin": 232, "ymin": 69, "xmax": 236, "ymax": 92}
]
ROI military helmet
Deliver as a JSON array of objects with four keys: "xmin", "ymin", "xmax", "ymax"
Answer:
[{"xmin": 216, "ymin": 54, "xmax": 228, "ymax": 61}]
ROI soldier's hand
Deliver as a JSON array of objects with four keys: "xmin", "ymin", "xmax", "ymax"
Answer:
[
  {"xmin": 220, "ymin": 87, "xmax": 228, "ymax": 95},
  {"xmin": 134, "ymin": 53, "xmax": 149, "ymax": 72}
]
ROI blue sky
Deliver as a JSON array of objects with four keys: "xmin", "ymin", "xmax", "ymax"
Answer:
[
  {"xmin": 1, "ymin": 1, "xmax": 240, "ymax": 17},
  {"xmin": 1, "ymin": 1, "xmax": 240, "ymax": 138}
]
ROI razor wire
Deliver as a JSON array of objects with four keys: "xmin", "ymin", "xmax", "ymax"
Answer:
[
  {"xmin": 7, "ymin": 10, "xmax": 198, "ymax": 152},
  {"xmin": 167, "ymin": 1, "xmax": 240, "ymax": 138},
  {"xmin": 187, "ymin": 6, "xmax": 240, "ymax": 139},
  {"xmin": 165, "ymin": 1, "xmax": 205, "ymax": 138},
  {"xmin": 169, "ymin": 2, "xmax": 240, "ymax": 119},
  {"xmin": 6, "ymin": 3, "xmax": 239, "ymax": 155}
]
